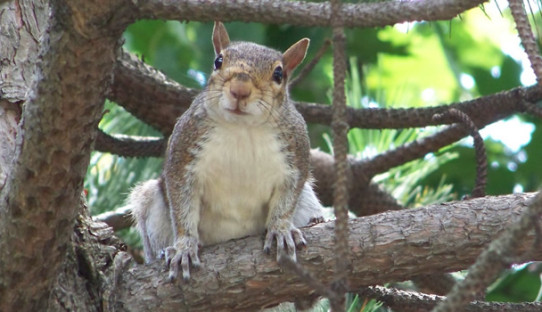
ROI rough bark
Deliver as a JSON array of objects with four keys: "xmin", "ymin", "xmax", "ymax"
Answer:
[
  {"xmin": 138, "ymin": 0, "xmax": 484, "ymax": 28},
  {"xmin": 113, "ymin": 193, "xmax": 540, "ymax": 311},
  {"xmin": 0, "ymin": 0, "xmax": 132, "ymax": 310}
]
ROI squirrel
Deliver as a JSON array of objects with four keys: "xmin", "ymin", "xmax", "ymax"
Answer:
[{"xmin": 129, "ymin": 21, "xmax": 324, "ymax": 281}]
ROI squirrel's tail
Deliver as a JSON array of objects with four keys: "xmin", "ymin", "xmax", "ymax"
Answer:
[
  {"xmin": 293, "ymin": 181, "xmax": 325, "ymax": 227},
  {"xmin": 128, "ymin": 179, "xmax": 174, "ymax": 263}
]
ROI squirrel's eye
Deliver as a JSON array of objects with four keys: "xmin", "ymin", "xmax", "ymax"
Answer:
[
  {"xmin": 214, "ymin": 54, "xmax": 223, "ymax": 70},
  {"xmin": 272, "ymin": 66, "xmax": 283, "ymax": 84}
]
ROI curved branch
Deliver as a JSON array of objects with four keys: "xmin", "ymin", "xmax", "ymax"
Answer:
[
  {"xmin": 433, "ymin": 109, "xmax": 487, "ymax": 198},
  {"xmin": 137, "ymin": 0, "xmax": 484, "ymax": 28},
  {"xmin": 95, "ymin": 129, "xmax": 166, "ymax": 158},
  {"xmin": 109, "ymin": 51, "xmax": 199, "ymax": 134},
  {"xmin": 115, "ymin": 193, "xmax": 541, "ymax": 311}
]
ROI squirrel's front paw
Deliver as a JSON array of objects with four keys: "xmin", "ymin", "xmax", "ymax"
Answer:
[
  {"xmin": 164, "ymin": 236, "xmax": 201, "ymax": 281},
  {"xmin": 263, "ymin": 220, "xmax": 307, "ymax": 262}
]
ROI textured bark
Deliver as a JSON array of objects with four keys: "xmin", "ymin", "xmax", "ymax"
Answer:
[
  {"xmin": 0, "ymin": 0, "xmax": 132, "ymax": 310},
  {"xmin": 138, "ymin": 0, "xmax": 484, "ymax": 28},
  {"xmin": 114, "ymin": 193, "xmax": 541, "ymax": 311}
]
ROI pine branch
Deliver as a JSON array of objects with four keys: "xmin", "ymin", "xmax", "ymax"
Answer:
[
  {"xmin": 434, "ymin": 191, "xmax": 542, "ymax": 311},
  {"xmin": 358, "ymin": 285, "xmax": 542, "ymax": 312},
  {"xmin": 137, "ymin": 0, "xmax": 485, "ymax": 28},
  {"xmin": 114, "ymin": 193, "xmax": 542, "ymax": 311}
]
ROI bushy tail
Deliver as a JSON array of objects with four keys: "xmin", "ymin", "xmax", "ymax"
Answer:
[{"xmin": 128, "ymin": 179, "xmax": 173, "ymax": 263}]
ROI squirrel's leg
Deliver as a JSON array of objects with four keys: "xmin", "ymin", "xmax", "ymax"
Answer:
[
  {"xmin": 264, "ymin": 178, "xmax": 308, "ymax": 262},
  {"xmin": 164, "ymin": 174, "xmax": 202, "ymax": 281},
  {"xmin": 129, "ymin": 179, "xmax": 173, "ymax": 263}
]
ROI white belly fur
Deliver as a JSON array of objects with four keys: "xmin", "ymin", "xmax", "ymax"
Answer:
[{"xmin": 194, "ymin": 122, "xmax": 290, "ymax": 245}]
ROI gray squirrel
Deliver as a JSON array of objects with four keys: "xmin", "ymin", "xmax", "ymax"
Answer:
[{"xmin": 129, "ymin": 21, "xmax": 324, "ymax": 280}]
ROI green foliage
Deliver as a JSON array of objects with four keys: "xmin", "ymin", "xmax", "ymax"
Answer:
[
  {"xmin": 487, "ymin": 263, "xmax": 542, "ymax": 302},
  {"xmin": 326, "ymin": 57, "xmax": 456, "ymax": 207}
]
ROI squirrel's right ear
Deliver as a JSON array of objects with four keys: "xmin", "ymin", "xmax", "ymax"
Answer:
[
  {"xmin": 213, "ymin": 21, "xmax": 230, "ymax": 55},
  {"xmin": 283, "ymin": 38, "xmax": 310, "ymax": 75}
]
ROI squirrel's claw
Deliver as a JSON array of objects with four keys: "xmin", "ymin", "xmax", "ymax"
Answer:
[
  {"xmin": 264, "ymin": 223, "xmax": 306, "ymax": 262},
  {"xmin": 165, "ymin": 236, "xmax": 200, "ymax": 282}
]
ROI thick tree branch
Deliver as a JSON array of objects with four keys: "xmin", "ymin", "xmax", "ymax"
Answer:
[
  {"xmin": 137, "ymin": 0, "xmax": 485, "ymax": 28},
  {"xmin": 109, "ymin": 51, "xmax": 199, "ymax": 135},
  {"xmin": 434, "ymin": 191, "xmax": 542, "ymax": 311},
  {"xmin": 0, "ymin": 0, "xmax": 129, "ymax": 309},
  {"xmin": 115, "ymin": 193, "xmax": 541, "ymax": 311}
]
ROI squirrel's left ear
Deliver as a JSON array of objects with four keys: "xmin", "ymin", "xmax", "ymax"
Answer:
[
  {"xmin": 212, "ymin": 21, "xmax": 230, "ymax": 55},
  {"xmin": 283, "ymin": 38, "xmax": 310, "ymax": 75}
]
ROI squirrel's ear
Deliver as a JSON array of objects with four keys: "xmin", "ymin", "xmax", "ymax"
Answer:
[
  {"xmin": 283, "ymin": 38, "xmax": 310, "ymax": 74},
  {"xmin": 213, "ymin": 21, "xmax": 230, "ymax": 55}
]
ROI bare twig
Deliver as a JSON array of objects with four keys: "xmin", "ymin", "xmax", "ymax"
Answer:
[
  {"xmin": 278, "ymin": 256, "xmax": 337, "ymax": 301},
  {"xmin": 93, "ymin": 205, "xmax": 133, "ymax": 232},
  {"xmin": 509, "ymin": 0, "xmax": 542, "ymax": 88},
  {"xmin": 330, "ymin": 1, "xmax": 350, "ymax": 311},
  {"xmin": 359, "ymin": 285, "xmax": 542, "ymax": 312},
  {"xmin": 95, "ymin": 129, "xmax": 166, "ymax": 158},
  {"xmin": 433, "ymin": 109, "xmax": 487, "ymax": 198},
  {"xmin": 290, "ymin": 39, "xmax": 331, "ymax": 88}
]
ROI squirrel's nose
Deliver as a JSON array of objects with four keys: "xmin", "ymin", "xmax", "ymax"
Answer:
[{"xmin": 230, "ymin": 77, "xmax": 252, "ymax": 100}]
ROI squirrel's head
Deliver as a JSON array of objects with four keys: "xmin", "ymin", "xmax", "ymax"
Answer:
[{"xmin": 204, "ymin": 21, "xmax": 309, "ymax": 125}]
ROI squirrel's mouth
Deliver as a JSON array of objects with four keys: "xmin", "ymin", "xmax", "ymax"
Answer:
[{"xmin": 225, "ymin": 107, "xmax": 249, "ymax": 115}]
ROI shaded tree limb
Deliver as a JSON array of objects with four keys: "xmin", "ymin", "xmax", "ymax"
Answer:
[
  {"xmin": 95, "ymin": 129, "xmax": 166, "ymax": 158},
  {"xmin": 114, "ymin": 192, "xmax": 541, "ymax": 311},
  {"xmin": 411, "ymin": 274, "xmax": 456, "ymax": 296},
  {"xmin": 136, "ymin": 0, "xmax": 485, "ymax": 28},
  {"xmin": 109, "ymin": 51, "xmax": 199, "ymax": 135},
  {"xmin": 93, "ymin": 205, "xmax": 133, "ymax": 232},
  {"xmin": 358, "ymin": 285, "xmax": 542, "ymax": 312}
]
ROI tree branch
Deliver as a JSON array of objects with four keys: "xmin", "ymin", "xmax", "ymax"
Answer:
[
  {"xmin": 95, "ymin": 129, "xmax": 166, "ymax": 158},
  {"xmin": 115, "ymin": 193, "xmax": 541, "ymax": 311},
  {"xmin": 0, "ymin": 0, "xmax": 128, "ymax": 309},
  {"xmin": 434, "ymin": 190, "xmax": 542, "ymax": 311},
  {"xmin": 358, "ymin": 285, "xmax": 542, "ymax": 312},
  {"xmin": 136, "ymin": 0, "xmax": 485, "ymax": 28},
  {"xmin": 109, "ymin": 51, "xmax": 199, "ymax": 135}
]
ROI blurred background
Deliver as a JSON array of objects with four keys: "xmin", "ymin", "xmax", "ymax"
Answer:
[{"xmin": 86, "ymin": 0, "xmax": 542, "ymax": 310}]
